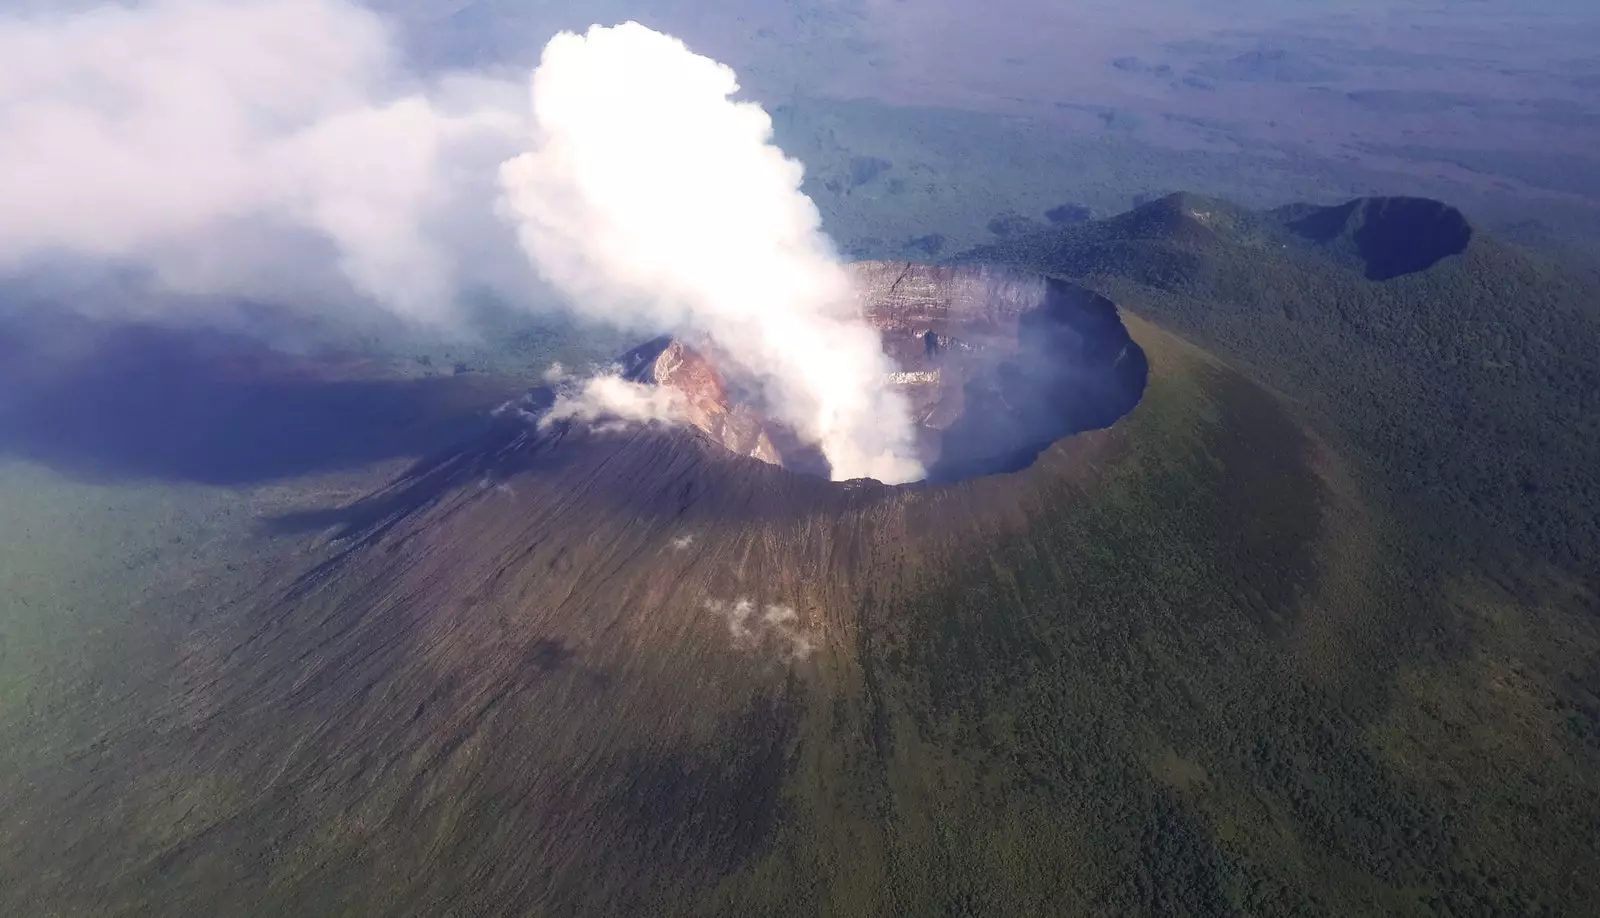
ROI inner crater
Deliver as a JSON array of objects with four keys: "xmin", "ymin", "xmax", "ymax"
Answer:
[{"xmin": 619, "ymin": 261, "xmax": 1149, "ymax": 484}]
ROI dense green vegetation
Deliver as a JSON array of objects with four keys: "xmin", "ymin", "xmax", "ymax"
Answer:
[
  {"xmin": 835, "ymin": 323, "xmax": 1600, "ymax": 915},
  {"xmin": 966, "ymin": 193, "xmax": 1600, "ymax": 568}
]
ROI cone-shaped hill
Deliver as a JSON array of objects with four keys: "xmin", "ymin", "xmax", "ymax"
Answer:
[{"xmin": 6, "ymin": 204, "xmax": 1600, "ymax": 917}]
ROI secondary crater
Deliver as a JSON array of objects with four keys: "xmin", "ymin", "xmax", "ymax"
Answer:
[
  {"xmin": 1284, "ymin": 196, "xmax": 1473, "ymax": 281},
  {"xmin": 616, "ymin": 261, "xmax": 1149, "ymax": 484}
]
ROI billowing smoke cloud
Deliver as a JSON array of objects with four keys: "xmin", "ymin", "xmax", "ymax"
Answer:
[
  {"xmin": 0, "ymin": 0, "xmax": 526, "ymax": 323},
  {"xmin": 498, "ymin": 23, "xmax": 924, "ymax": 484}
]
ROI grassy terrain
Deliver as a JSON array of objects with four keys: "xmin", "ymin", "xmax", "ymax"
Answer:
[
  {"xmin": 0, "ymin": 460, "xmax": 404, "ymax": 772},
  {"xmin": 662, "ymin": 316, "xmax": 1599, "ymax": 916}
]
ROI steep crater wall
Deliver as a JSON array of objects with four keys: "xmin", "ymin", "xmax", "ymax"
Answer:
[
  {"xmin": 621, "ymin": 261, "xmax": 1148, "ymax": 484},
  {"xmin": 853, "ymin": 262, "xmax": 1147, "ymax": 483},
  {"xmin": 1283, "ymin": 196, "xmax": 1473, "ymax": 280}
]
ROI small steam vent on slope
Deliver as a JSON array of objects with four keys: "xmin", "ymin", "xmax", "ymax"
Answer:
[{"xmin": 550, "ymin": 261, "xmax": 1149, "ymax": 485}]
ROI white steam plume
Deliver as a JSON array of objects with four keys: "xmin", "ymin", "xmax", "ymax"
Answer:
[
  {"xmin": 542, "ymin": 372, "xmax": 688, "ymax": 430},
  {"xmin": 705, "ymin": 598, "xmax": 815, "ymax": 662},
  {"xmin": 498, "ymin": 23, "xmax": 924, "ymax": 484}
]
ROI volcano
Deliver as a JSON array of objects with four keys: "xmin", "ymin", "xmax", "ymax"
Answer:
[
  {"xmin": 556, "ymin": 261, "xmax": 1148, "ymax": 483},
  {"xmin": 10, "ymin": 197, "xmax": 1600, "ymax": 918}
]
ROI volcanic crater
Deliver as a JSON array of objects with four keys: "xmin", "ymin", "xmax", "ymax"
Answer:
[{"xmin": 598, "ymin": 261, "xmax": 1149, "ymax": 485}]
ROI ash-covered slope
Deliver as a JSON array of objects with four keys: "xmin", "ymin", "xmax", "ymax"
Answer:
[{"xmin": 610, "ymin": 262, "xmax": 1148, "ymax": 482}]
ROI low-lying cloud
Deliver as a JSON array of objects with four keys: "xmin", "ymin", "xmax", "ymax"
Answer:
[{"xmin": 0, "ymin": 0, "xmax": 524, "ymax": 323}]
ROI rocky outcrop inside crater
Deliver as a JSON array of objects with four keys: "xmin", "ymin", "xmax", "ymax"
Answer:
[{"xmin": 618, "ymin": 336, "xmax": 829, "ymax": 477}]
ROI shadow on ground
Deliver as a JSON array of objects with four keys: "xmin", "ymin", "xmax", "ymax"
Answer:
[
  {"xmin": 1286, "ymin": 196, "xmax": 1473, "ymax": 280},
  {"xmin": 0, "ymin": 310, "xmax": 513, "ymax": 485}
]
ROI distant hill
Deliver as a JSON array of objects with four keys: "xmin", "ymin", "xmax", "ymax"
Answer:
[
  {"xmin": 964, "ymin": 192, "xmax": 1600, "ymax": 569},
  {"xmin": 1191, "ymin": 48, "xmax": 1345, "ymax": 84}
]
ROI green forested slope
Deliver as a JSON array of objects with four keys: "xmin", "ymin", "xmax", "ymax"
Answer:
[{"xmin": 965, "ymin": 193, "xmax": 1600, "ymax": 568}]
